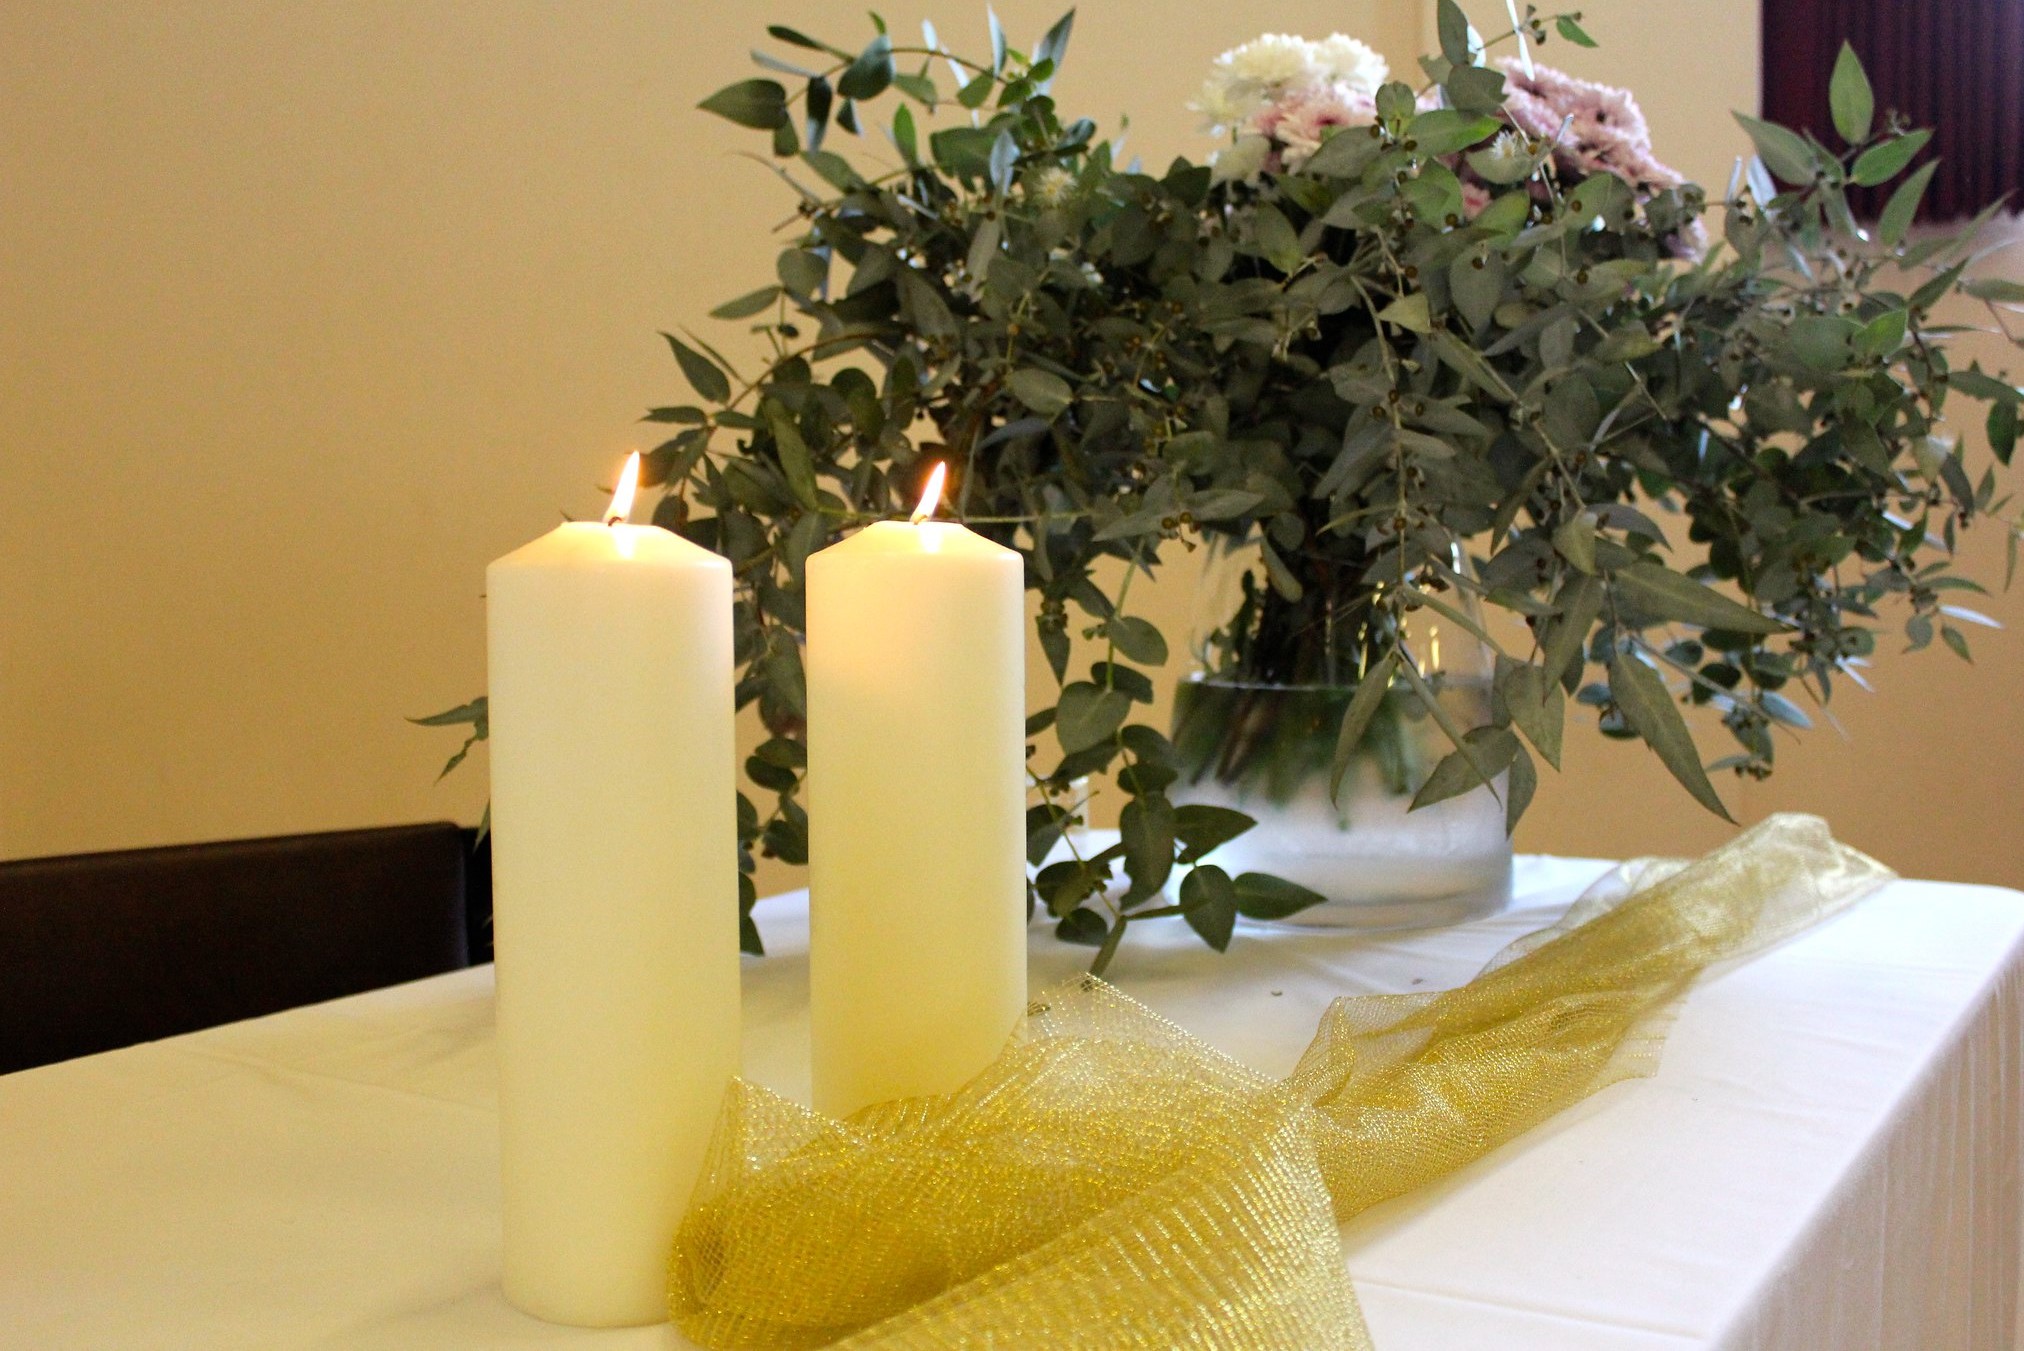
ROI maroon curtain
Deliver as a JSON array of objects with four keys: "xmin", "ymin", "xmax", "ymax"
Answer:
[{"xmin": 1761, "ymin": 0, "xmax": 2024, "ymax": 221}]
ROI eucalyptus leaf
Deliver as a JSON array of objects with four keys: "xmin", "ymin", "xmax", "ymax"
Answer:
[
  {"xmin": 1733, "ymin": 114, "xmax": 1820, "ymax": 186},
  {"xmin": 1174, "ymin": 804, "xmax": 1255, "ymax": 862},
  {"xmin": 663, "ymin": 332, "xmax": 731, "ymax": 403},
  {"xmin": 700, "ymin": 79, "xmax": 788, "ymax": 130},
  {"xmin": 1056, "ymin": 681, "xmax": 1131, "ymax": 754},
  {"xmin": 1610, "ymin": 653, "xmax": 1733, "ymax": 821},
  {"xmin": 1232, "ymin": 872, "xmax": 1328, "ymax": 921},
  {"xmin": 1852, "ymin": 129, "xmax": 1932, "ymax": 186},
  {"xmin": 1828, "ymin": 43, "xmax": 1874, "ymax": 144},
  {"xmin": 1613, "ymin": 561, "xmax": 1788, "ymax": 634},
  {"xmin": 1179, "ymin": 865, "xmax": 1238, "ymax": 951},
  {"xmin": 1330, "ymin": 649, "xmax": 1397, "ymax": 801},
  {"xmin": 1009, "ymin": 367, "xmax": 1075, "ymax": 417}
]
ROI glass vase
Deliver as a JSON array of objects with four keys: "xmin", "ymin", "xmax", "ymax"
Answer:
[{"xmin": 1168, "ymin": 542, "xmax": 1512, "ymax": 929}]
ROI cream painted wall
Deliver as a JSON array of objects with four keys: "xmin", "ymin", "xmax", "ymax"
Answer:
[{"xmin": 2, "ymin": 1, "xmax": 2017, "ymax": 898}]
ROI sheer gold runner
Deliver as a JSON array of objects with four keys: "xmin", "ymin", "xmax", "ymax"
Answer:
[{"xmin": 669, "ymin": 814, "xmax": 1893, "ymax": 1349}]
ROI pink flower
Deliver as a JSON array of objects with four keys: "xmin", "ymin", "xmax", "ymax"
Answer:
[
  {"xmin": 1496, "ymin": 59, "xmax": 1685, "ymax": 196},
  {"xmin": 1247, "ymin": 81, "xmax": 1378, "ymax": 164}
]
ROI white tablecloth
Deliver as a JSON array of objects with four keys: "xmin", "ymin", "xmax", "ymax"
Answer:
[{"xmin": 3, "ymin": 856, "xmax": 2021, "ymax": 1349}]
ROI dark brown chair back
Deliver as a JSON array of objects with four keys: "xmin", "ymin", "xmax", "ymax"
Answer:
[{"xmin": 0, "ymin": 823, "xmax": 472, "ymax": 1074}]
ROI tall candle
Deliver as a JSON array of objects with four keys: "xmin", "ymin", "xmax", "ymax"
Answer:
[
  {"xmin": 805, "ymin": 464, "xmax": 1027, "ymax": 1118},
  {"xmin": 486, "ymin": 453, "xmax": 739, "ymax": 1327}
]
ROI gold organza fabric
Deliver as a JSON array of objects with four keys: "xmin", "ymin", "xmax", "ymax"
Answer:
[{"xmin": 669, "ymin": 814, "xmax": 1893, "ymax": 1349}]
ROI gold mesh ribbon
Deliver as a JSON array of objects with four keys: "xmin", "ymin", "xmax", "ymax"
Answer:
[{"xmin": 669, "ymin": 814, "xmax": 1893, "ymax": 1349}]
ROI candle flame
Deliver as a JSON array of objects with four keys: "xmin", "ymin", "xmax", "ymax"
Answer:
[
  {"xmin": 604, "ymin": 452, "xmax": 641, "ymax": 526},
  {"xmin": 909, "ymin": 462, "xmax": 948, "ymax": 525}
]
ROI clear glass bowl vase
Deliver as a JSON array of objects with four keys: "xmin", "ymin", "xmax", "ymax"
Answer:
[{"xmin": 1168, "ymin": 544, "xmax": 1512, "ymax": 930}]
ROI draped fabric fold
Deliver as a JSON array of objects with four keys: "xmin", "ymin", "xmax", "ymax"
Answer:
[{"xmin": 669, "ymin": 814, "xmax": 1894, "ymax": 1350}]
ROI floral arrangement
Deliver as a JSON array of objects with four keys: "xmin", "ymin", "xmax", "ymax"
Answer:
[{"xmin": 429, "ymin": 5, "xmax": 2024, "ymax": 971}]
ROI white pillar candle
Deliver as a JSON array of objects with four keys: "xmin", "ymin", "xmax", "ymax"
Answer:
[
  {"xmin": 486, "ymin": 453, "xmax": 739, "ymax": 1327},
  {"xmin": 805, "ymin": 464, "xmax": 1028, "ymax": 1118}
]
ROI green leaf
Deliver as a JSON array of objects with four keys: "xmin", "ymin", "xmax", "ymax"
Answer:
[
  {"xmin": 1411, "ymin": 727, "xmax": 1519, "ymax": 811},
  {"xmin": 1118, "ymin": 792, "xmax": 1175, "ymax": 900},
  {"xmin": 1331, "ymin": 649, "xmax": 1397, "ymax": 801},
  {"xmin": 1252, "ymin": 205, "xmax": 1305, "ymax": 273},
  {"xmin": 1852, "ymin": 128, "xmax": 1931, "ymax": 186},
  {"xmin": 1409, "ymin": 110, "xmax": 1501, "ymax": 157},
  {"xmin": 1877, "ymin": 160, "xmax": 1937, "ymax": 248},
  {"xmin": 776, "ymin": 248, "xmax": 828, "ymax": 298},
  {"xmin": 1056, "ymin": 681, "xmax": 1131, "ymax": 753},
  {"xmin": 838, "ymin": 33, "xmax": 894, "ymax": 100},
  {"xmin": 710, "ymin": 286, "xmax": 781, "ymax": 320},
  {"xmin": 662, "ymin": 332, "xmax": 731, "ymax": 403},
  {"xmin": 1542, "ymin": 573, "xmax": 1603, "ymax": 686},
  {"xmin": 897, "ymin": 269, "xmax": 957, "ymax": 336},
  {"xmin": 410, "ymin": 696, "xmax": 488, "ymax": 731},
  {"xmin": 1555, "ymin": 15, "xmax": 1598, "ymax": 46},
  {"xmin": 1609, "ymin": 653, "xmax": 1733, "ymax": 821},
  {"xmin": 1179, "ymin": 865, "xmax": 1238, "ymax": 951},
  {"xmin": 765, "ymin": 411, "xmax": 820, "ymax": 511},
  {"xmin": 1612, "ymin": 561, "xmax": 1789, "ymax": 634},
  {"xmin": 1501, "ymin": 663, "xmax": 1564, "ymax": 769},
  {"xmin": 766, "ymin": 25, "xmax": 834, "ymax": 52},
  {"xmin": 1008, "ymin": 367, "xmax": 1075, "ymax": 417},
  {"xmin": 1828, "ymin": 42, "xmax": 1874, "ymax": 144},
  {"xmin": 1942, "ymin": 625, "xmax": 1973, "ymax": 663},
  {"xmin": 1055, "ymin": 907, "xmax": 1108, "ymax": 947},
  {"xmin": 1396, "ymin": 651, "xmax": 1499, "ymax": 802},
  {"xmin": 801, "ymin": 148, "xmax": 857, "ymax": 190},
  {"xmin": 1473, "ymin": 188, "xmax": 1531, "ymax": 236},
  {"xmin": 1505, "ymin": 742, "xmax": 1538, "ymax": 834},
  {"xmin": 1856, "ymin": 308, "xmax": 1907, "ymax": 359},
  {"xmin": 957, "ymin": 72, "xmax": 994, "ymax": 109},
  {"xmin": 1403, "ymin": 162, "xmax": 1465, "ymax": 225},
  {"xmin": 1090, "ymin": 660, "xmax": 1155, "ymax": 703},
  {"xmin": 1553, "ymin": 514, "xmax": 1597, "ymax": 574},
  {"xmin": 1449, "ymin": 250, "xmax": 1507, "ymax": 331},
  {"xmin": 1443, "ymin": 63, "xmax": 1506, "ymax": 115},
  {"xmin": 1788, "ymin": 313, "xmax": 1860, "ymax": 369},
  {"xmin": 1964, "ymin": 278, "xmax": 2024, "ymax": 305},
  {"xmin": 1436, "ymin": 0, "xmax": 1472, "ymax": 65},
  {"xmin": 1033, "ymin": 10, "xmax": 1075, "ymax": 82},
  {"xmin": 1232, "ymin": 871, "xmax": 1328, "ymax": 920},
  {"xmin": 1102, "ymin": 615, "xmax": 1168, "ymax": 665},
  {"xmin": 699, "ymin": 79, "xmax": 788, "ymax": 130},
  {"xmin": 891, "ymin": 103, "xmax": 918, "ymax": 164},
  {"xmin": 1174, "ymin": 805, "xmax": 1255, "ymax": 863},
  {"xmin": 892, "ymin": 72, "xmax": 938, "ymax": 106},
  {"xmin": 1989, "ymin": 399, "xmax": 2017, "ymax": 467},
  {"xmin": 1733, "ymin": 113, "xmax": 1821, "ymax": 186},
  {"xmin": 1260, "ymin": 539, "xmax": 1304, "ymax": 601},
  {"xmin": 1377, "ymin": 291, "xmax": 1432, "ymax": 333}
]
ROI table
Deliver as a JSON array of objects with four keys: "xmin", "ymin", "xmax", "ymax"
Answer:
[{"xmin": 4, "ymin": 856, "xmax": 2021, "ymax": 1349}]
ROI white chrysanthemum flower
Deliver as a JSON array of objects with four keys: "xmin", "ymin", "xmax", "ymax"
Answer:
[
  {"xmin": 1026, "ymin": 165, "xmax": 1077, "ymax": 207},
  {"xmin": 1219, "ymin": 33, "xmax": 1322, "ymax": 86},
  {"xmin": 1192, "ymin": 33, "xmax": 1323, "ymax": 131},
  {"xmin": 1209, "ymin": 133, "xmax": 1272, "ymax": 183},
  {"xmin": 1309, "ymin": 34, "xmax": 1388, "ymax": 96},
  {"xmin": 1190, "ymin": 77, "xmax": 1258, "ymax": 131}
]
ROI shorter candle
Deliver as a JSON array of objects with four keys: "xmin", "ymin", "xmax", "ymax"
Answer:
[
  {"xmin": 487, "ymin": 453, "xmax": 740, "ymax": 1326},
  {"xmin": 806, "ymin": 464, "xmax": 1028, "ymax": 1117}
]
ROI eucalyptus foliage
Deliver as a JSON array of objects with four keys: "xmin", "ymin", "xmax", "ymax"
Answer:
[{"xmin": 434, "ymin": 5, "xmax": 2024, "ymax": 972}]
